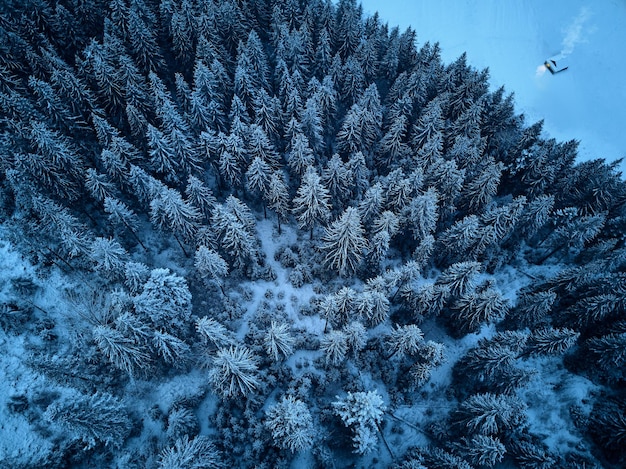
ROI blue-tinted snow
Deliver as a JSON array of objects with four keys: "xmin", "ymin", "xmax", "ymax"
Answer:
[{"xmin": 361, "ymin": 0, "xmax": 626, "ymax": 173}]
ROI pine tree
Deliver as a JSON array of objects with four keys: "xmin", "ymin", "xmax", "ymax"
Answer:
[
  {"xmin": 185, "ymin": 175, "xmax": 216, "ymax": 220},
  {"xmin": 89, "ymin": 236, "xmax": 128, "ymax": 275},
  {"xmin": 149, "ymin": 187, "xmax": 200, "ymax": 244},
  {"xmin": 385, "ymin": 324, "xmax": 424, "ymax": 359},
  {"xmin": 104, "ymin": 197, "xmax": 146, "ymax": 249},
  {"xmin": 147, "ymin": 123, "xmax": 178, "ymax": 179},
  {"xmin": 85, "ymin": 169, "xmax": 115, "ymax": 202},
  {"xmin": 209, "ymin": 346, "xmax": 260, "ymax": 399},
  {"xmin": 134, "ymin": 268, "xmax": 192, "ymax": 331},
  {"xmin": 321, "ymin": 207, "xmax": 368, "ymax": 276},
  {"xmin": 245, "ymin": 156, "xmax": 272, "ymax": 210},
  {"xmin": 322, "ymin": 154, "xmax": 353, "ymax": 208},
  {"xmin": 454, "ymin": 393, "xmax": 527, "ymax": 435},
  {"xmin": 436, "ymin": 261, "xmax": 482, "ymax": 298},
  {"xmin": 359, "ymin": 183, "xmax": 385, "ymax": 224},
  {"xmin": 92, "ymin": 324, "xmax": 150, "ymax": 376},
  {"xmin": 332, "ymin": 390, "xmax": 386, "ymax": 454},
  {"xmin": 152, "ymin": 329, "xmax": 190, "ymax": 365},
  {"xmin": 194, "ymin": 246, "xmax": 228, "ymax": 294},
  {"xmin": 267, "ymin": 171, "xmax": 290, "ymax": 234},
  {"xmin": 44, "ymin": 392, "xmax": 132, "ymax": 449},
  {"xmin": 265, "ymin": 396, "xmax": 314, "ymax": 452},
  {"xmin": 158, "ymin": 435, "xmax": 225, "ymax": 469},
  {"xmin": 196, "ymin": 317, "xmax": 234, "ymax": 348},
  {"xmin": 510, "ymin": 291, "xmax": 556, "ymax": 328},
  {"xmin": 462, "ymin": 435, "xmax": 506, "ymax": 467},
  {"xmin": 264, "ymin": 321, "xmax": 295, "ymax": 361},
  {"xmin": 292, "ymin": 167, "xmax": 331, "ymax": 239},
  {"xmin": 522, "ymin": 328, "xmax": 579, "ymax": 356},
  {"xmin": 287, "ymin": 132, "xmax": 314, "ymax": 176},
  {"xmin": 320, "ymin": 330, "xmax": 348, "ymax": 365},
  {"xmin": 402, "ymin": 188, "xmax": 439, "ymax": 242},
  {"xmin": 451, "ymin": 287, "xmax": 509, "ymax": 334}
]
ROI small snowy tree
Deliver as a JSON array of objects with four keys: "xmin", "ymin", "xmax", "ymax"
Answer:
[
  {"xmin": 385, "ymin": 324, "xmax": 424, "ymax": 359},
  {"xmin": 264, "ymin": 321, "xmax": 295, "ymax": 361},
  {"xmin": 158, "ymin": 435, "xmax": 225, "ymax": 469},
  {"xmin": 292, "ymin": 166, "xmax": 331, "ymax": 239},
  {"xmin": 265, "ymin": 396, "xmax": 314, "ymax": 452},
  {"xmin": 134, "ymin": 268, "xmax": 192, "ymax": 330},
  {"xmin": 333, "ymin": 391, "xmax": 386, "ymax": 454},
  {"xmin": 194, "ymin": 246, "xmax": 228, "ymax": 294},
  {"xmin": 93, "ymin": 324, "xmax": 150, "ymax": 376},
  {"xmin": 320, "ymin": 330, "xmax": 348, "ymax": 366},
  {"xmin": 209, "ymin": 346, "xmax": 260, "ymax": 399},
  {"xmin": 321, "ymin": 207, "xmax": 368, "ymax": 276},
  {"xmin": 44, "ymin": 392, "xmax": 132, "ymax": 449},
  {"xmin": 195, "ymin": 317, "xmax": 234, "ymax": 348}
]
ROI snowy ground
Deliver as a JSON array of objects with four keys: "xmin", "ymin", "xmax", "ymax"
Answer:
[{"xmin": 360, "ymin": 0, "xmax": 626, "ymax": 173}]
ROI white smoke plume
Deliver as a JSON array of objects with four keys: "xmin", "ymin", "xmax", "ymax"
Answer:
[{"xmin": 557, "ymin": 6, "xmax": 591, "ymax": 60}]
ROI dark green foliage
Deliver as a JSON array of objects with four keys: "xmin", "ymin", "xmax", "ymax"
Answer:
[{"xmin": 588, "ymin": 399, "xmax": 626, "ymax": 464}]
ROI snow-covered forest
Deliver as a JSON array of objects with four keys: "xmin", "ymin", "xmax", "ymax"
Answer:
[{"xmin": 0, "ymin": 0, "xmax": 625, "ymax": 468}]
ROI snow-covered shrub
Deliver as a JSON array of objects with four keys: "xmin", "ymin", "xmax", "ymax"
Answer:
[
  {"xmin": 265, "ymin": 396, "xmax": 314, "ymax": 452},
  {"xmin": 44, "ymin": 392, "xmax": 132, "ymax": 449},
  {"xmin": 158, "ymin": 435, "xmax": 224, "ymax": 469},
  {"xmin": 332, "ymin": 390, "xmax": 386, "ymax": 454},
  {"xmin": 209, "ymin": 346, "xmax": 260, "ymax": 399}
]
